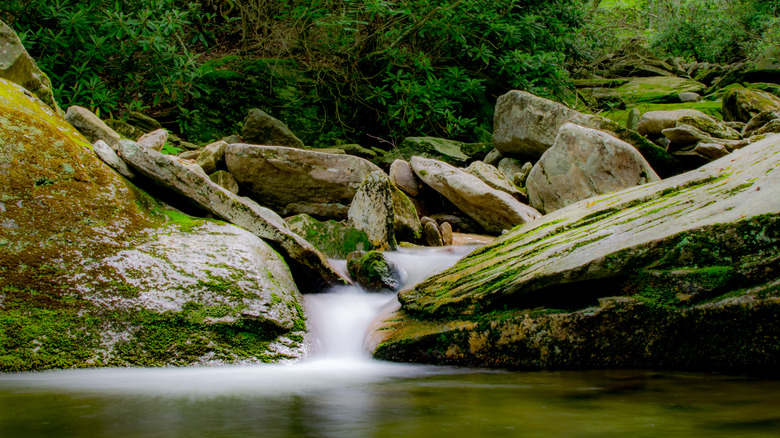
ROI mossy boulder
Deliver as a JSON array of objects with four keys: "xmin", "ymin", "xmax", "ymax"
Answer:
[
  {"xmin": 614, "ymin": 76, "xmax": 706, "ymax": 105},
  {"xmin": 286, "ymin": 213, "xmax": 373, "ymax": 259},
  {"xmin": 346, "ymin": 251, "xmax": 402, "ymax": 292},
  {"xmin": 0, "ymin": 77, "xmax": 308, "ymax": 371},
  {"xmin": 722, "ymin": 87, "xmax": 780, "ymax": 123},
  {"xmin": 369, "ymin": 133, "xmax": 780, "ymax": 371}
]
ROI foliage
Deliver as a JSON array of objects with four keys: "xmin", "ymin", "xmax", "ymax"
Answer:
[{"xmin": 0, "ymin": 0, "xmax": 214, "ymax": 123}]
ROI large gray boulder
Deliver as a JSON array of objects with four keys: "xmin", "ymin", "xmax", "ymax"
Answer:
[
  {"xmin": 492, "ymin": 90, "xmax": 675, "ymax": 176},
  {"xmin": 527, "ymin": 123, "xmax": 660, "ymax": 214},
  {"xmin": 225, "ymin": 144, "xmax": 383, "ymax": 219},
  {"xmin": 371, "ymin": 134, "xmax": 780, "ymax": 371},
  {"xmin": 410, "ymin": 156, "xmax": 541, "ymax": 233},
  {"xmin": 242, "ymin": 108, "xmax": 304, "ymax": 148},
  {"xmin": 118, "ymin": 139, "xmax": 346, "ymax": 289},
  {"xmin": 0, "ymin": 20, "xmax": 59, "ymax": 112}
]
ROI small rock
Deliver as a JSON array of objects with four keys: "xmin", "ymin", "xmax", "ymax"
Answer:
[
  {"xmin": 678, "ymin": 92, "xmax": 701, "ymax": 102},
  {"xmin": 93, "ymin": 140, "xmax": 135, "ymax": 179},
  {"xmin": 440, "ymin": 222, "xmax": 453, "ymax": 246},
  {"xmin": 65, "ymin": 106, "xmax": 121, "ymax": 150},
  {"xmin": 421, "ymin": 218, "xmax": 444, "ymax": 247},
  {"xmin": 389, "ymin": 159, "xmax": 421, "ymax": 197},
  {"xmin": 196, "ymin": 140, "xmax": 228, "ymax": 174},
  {"xmin": 347, "ymin": 251, "xmax": 402, "ymax": 292},
  {"xmin": 626, "ymin": 107, "xmax": 641, "ymax": 131}
]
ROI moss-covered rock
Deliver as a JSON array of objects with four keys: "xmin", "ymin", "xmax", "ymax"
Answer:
[
  {"xmin": 392, "ymin": 137, "xmax": 491, "ymax": 167},
  {"xmin": 346, "ymin": 251, "xmax": 402, "ymax": 292},
  {"xmin": 369, "ymin": 133, "xmax": 780, "ymax": 371},
  {"xmin": 722, "ymin": 87, "xmax": 780, "ymax": 123},
  {"xmin": 0, "ymin": 77, "xmax": 308, "ymax": 371},
  {"xmin": 0, "ymin": 21, "xmax": 60, "ymax": 114},
  {"xmin": 614, "ymin": 76, "xmax": 706, "ymax": 104},
  {"xmin": 286, "ymin": 213, "xmax": 373, "ymax": 259}
]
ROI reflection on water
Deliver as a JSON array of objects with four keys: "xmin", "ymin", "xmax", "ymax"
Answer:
[{"xmin": 2, "ymin": 247, "xmax": 780, "ymax": 437}]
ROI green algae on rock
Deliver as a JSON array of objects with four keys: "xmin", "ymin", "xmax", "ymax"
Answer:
[
  {"xmin": 0, "ymin": 77, "xmax": 308, "ymax": 371},
  {"xmin": 369, "ymin": 133, "xmax": 780, "ymax": 371}
]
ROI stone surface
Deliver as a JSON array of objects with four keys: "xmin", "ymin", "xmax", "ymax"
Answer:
[
  {"xmin": 93, "ymin": 139, "xmax": 135, "ymax": 179},
  {"xmin": 466, "ymin": 161, "xmax": 522, "ymax": 199},
  {"xmin": 0, "ymin": 77, "xmax": 307, "ymax": 371},
  {"xmin": 662, "ymin": 125, "xmax": 748, "ymax": 151},
  {"xmin": 369, "ymin": 134, "xmax": 780, "ymax": 371},
  {"xmin": 678, "ymin": 92, "xmax": 701, "ymax": 103},
  {"xmin": 286, "ymin": 214, "xmax": 372, "ymax": 259},
  {"xmin": 0, "ymin": 20, "xmax": 59, "ymax": 112},
  {"xmin": 197, "ymin": 140, "xmax": 228, "ymax": 174},
  {"xmin": 136, "ymin": 128, "xmax": 168, "ymax": 152},
  {"xmin": 126, "ymin": 111, "xmax": 162, "ymax": 133},
  {"xmin": 637, "ymin": 109, "xmax": 716, "ymax": 137},
  {"xmin": 626, "ymin": 107, "xmax": 641, "ymax": 131},
  {"xmin": 483, "ymin": 148, "xmax": 503, "ymax": 166},
  {"xmin": 208, "ymin": 170, "xmax": 239, "ymax": 194},
  {"xmin": 439, "ymin": 222, "xmax": 453, "ymax": 246},
  {"xmin": 396, "ymin": 137, "xmax": 489, "ymax": 166},
  {"xmin": 742, "ymin": 110, "xmax": 780, "ymax": 137},
  {"xmin": 527, "ymin": 123, "xmax": 660, "ymax": 214},
  {"xmin": 225, "ymin": 144, "xmax": 383, "ymax": 219},
  {"xmin": 105, "ymin": 118, "xmax": 143, "ymax": 140},
  {"xmin": 347, "ymin": 250, "xmax": 402, "ymax": 292},
  {"xmin": 676, "ymin": 115, "xmax": 742, "ymax": 140},
  {"xmin": 722, "ymin": 87, "xmax": 780, "ymax": 122},
  {"xmin": 389, "ymin": 159, "xmax": 421, "ymax": 197},
  {"xmin": 493, "ymin": 90, "xmax": 675, "ymax": 176},
  {"xmin": 118, "ymin": 139, "xmax": 346, "ymax": 289},
  {"xmin": 422, "ymin": 217, "xmax": 444, "ymax": 247},
  {"xmin": 65, "ymin": 105, "xmax": 121, "ymax": 150},
  {"xmin": 242, "ymin": 108, "xmax": 304, "ymax": 148},
  {"xmin": 348, "ymin": 170, "xmax": 422, "ymax": 250},
  {"xmin": 411, "ymin": 156, "xmax": 541, "ymax": 234},
  {"xmin": 615, "ymin": 76, "xmax": 706, "ymax": 104}
]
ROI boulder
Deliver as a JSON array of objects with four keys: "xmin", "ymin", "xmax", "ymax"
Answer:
[
  {"xmin": 0, "ymin": 20, "xmax": 59, "ymax": 112},
  {"xmin": 65, "ymin": 105, "xmax": 121, "ymax": 149},
  {"xmin": 389, "ymin": 159, "xmax": 421, "ymax": 197},
  {"xmin": 126, "ymin": 111, "xmax": 162, "ymax": 133},
  {"xmin": 286, "ymin": 214, "xmax": 372, "ymax": 259},
  {"xmin": 196, "ymin": 140, "xmax": 228, "ymax": 174},
  {"xmin": 675, "ymin": 116, "xmax": 741, "ymax": 140},
  {"xmin": 662, "ymin": 125, "xmax": 748, "ymax": 151},
  {"xmin": 93, "ymin": 139, "xmax": 135, "ymax": 179},
  {"xmin": 396, "ymin": 137, "xmax": 492, "ymax": 166},
  {"xmin": 242, "ymin": 108, "xmax": 304, "ymax": 148},
  {"xmin": 722, "ymin": 87, "xmax": 780, "ymax": 123},
  {"xmin": 136, "ymin": 128, "xmax": 168, "ymax": 152},
  {"xmin": 105, "ymin": 118, "xmax": 144, "ymax": 140},
  {"xmin": 371, "ymin": 133, "xmax": 780, "ymax": 371},
  {"xmin": 339, "ymin": 143, "xmax": 377, "ymax": 159},
  {"xmin": 0, "ymin": 77, "xmax": 307, "ymax": 371},
  {"xmin": 439, "ymin": 222, "xmax": 453, "ymax": 246},
  {"xmin": 411, "ymin": 156, "xmax": 541, "ymax": 234},
  {"xmin": 466, "ymin": 161, "xmax": 522, "ymax": 199},
  {"xmin": 346, "ymin": 251, "xmax": 402, "ymax": 292},
  {"xmin": 483, "ymin": 148, "xmax": 503, "ymax": 166},
  {"xmin": 348, "ymin": 170, "xmax": 422, "ymax": 250},
  {"xmin": 527, "ymin": 123, "xmax": 660, "ymax": 214},
  {"xmin": 225, "ymin": 144, "xmax": 383, "ymax": 219},
  {"xmin": 626, "ymin": 107, "xmax": 641, "ymax": 131},
  {"xmin": 118, "ymin": 139, "xmax": 346, "ymax": 289},
  {"xmin": 678, "ymin": 92, "xmax": 701, "ymax": 103},
  {"xmin": 637, "ymin": 109, "xmax": 716, "ymax": 137},
  {"xmin": 493, "ymin": 90, "xmax": 676, "ymax": 176},
  {"xmin": 208, "ymin": 170, "xmax": 239, "ymax": 194}
]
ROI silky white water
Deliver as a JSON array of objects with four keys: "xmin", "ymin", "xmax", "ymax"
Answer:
[{"xmin": 0, "ymin": 246, "xmax": 476, "ymax": 398}]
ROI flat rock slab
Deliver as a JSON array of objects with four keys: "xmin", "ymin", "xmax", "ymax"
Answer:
[
  {"xmin": 411, "ymin": 156, "xmax": 541, "ymax": 233},
  {"xmin": 400, "ymin": 134, "xmax": 780, "ymax": 317},
  {"xmin": 225, "ymin": 144, "xmax": 383, "ymax": 219},
  {"xmin": 118, "ymin": 140, "xmax": 346, "ymax": 290}
]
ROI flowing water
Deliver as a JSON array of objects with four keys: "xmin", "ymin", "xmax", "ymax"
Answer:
[{"xmin": 2, "ymin": 246, "xmax": 780, "ymax": 437}]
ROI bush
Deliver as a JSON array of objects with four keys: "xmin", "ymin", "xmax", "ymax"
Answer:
[{"xmin": 1, "ymin": 0, "xmax": 211, "ymax": 125}]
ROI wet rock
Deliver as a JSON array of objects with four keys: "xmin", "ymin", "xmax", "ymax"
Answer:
[{"xmin": 347, "ymin": 250, "xmax": 402, "ymax": 292}]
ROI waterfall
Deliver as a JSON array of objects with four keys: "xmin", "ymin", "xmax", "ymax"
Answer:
[{"xmin": 304, "ymin": 246, "xmax": 475, "ymax": 361}]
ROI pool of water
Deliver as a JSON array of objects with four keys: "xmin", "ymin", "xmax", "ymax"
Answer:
[
  {"xmin": 2, "ymin": 246, "xmax": 778, "ymax": 437},
  {"xmin": 1, "ymin": 365, "xmax": 779, "ymax": 438}
]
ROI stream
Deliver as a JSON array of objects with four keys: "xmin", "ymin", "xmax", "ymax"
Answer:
[{"xmin": 1, "ymin": 246, "xmax": 780, "ymax": 437}]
